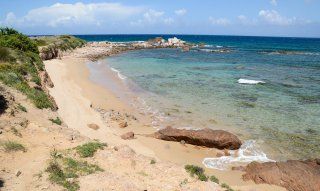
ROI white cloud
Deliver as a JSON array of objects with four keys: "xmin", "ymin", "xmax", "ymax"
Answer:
[
  {"xmin": 175, "ymin": 9, "xmax": 187, "ymax": 16},
  {"xmin": 259, "ymin": 10, "xmax": 296, "ymax": 25},
  {"xmin": 143, "ymin": 9, "xmax": 164, "ymax": 23},
  {"xmin": 2, "ymin": 2, "xmax": 143, "ymax": 27},
  {"xmin": 131, "ymin": 9, "xmax": 174, "ymax": 26},
  {"xmin": 238, "ymin": 15, "xmax": 257, "ymax": 25},
  {"xmin": 209, "ymin": 17, "xmax": 231, "ymax": 26},
  {"xmin": 270, "ymin": 0, "xmax": 277, "ymax": 6}
]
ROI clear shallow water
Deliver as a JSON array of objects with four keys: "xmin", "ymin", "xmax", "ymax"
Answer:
[{"xmin": 83, "ymin": 35, "xmax": 320, "ymax": 164}]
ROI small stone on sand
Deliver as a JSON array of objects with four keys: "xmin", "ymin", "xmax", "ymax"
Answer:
[{"xmin": 87, "ymin": 123, "xmax": 100, "ymax": 130}]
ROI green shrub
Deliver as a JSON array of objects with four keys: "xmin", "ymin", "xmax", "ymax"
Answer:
[
  {"xmin": 0, "ymin": 27, "xmax": 19, "ymax": 35},
  {"xmin": 50, "ymin": 117, "xmax": 62, "ymax": 125},
  {"xmin": 46, "ymin": 161, "xmax": 80, "ymax": 191},
  {"xmin": 1, "ymin": 141, "xmax": 26, "ymax": 152},
  {"xmin": 209, "ymin": 175, "xmax": 219, "ymax": 184},
  {"xmin": 150, "ymin": 159, "xmax": 156, "ymax": 164},
  {"xmin": 14, "ymin": 82, "xmax": 53, "ymax": 109},
  {"xmin": 221, "ymin": 183, "xmax": 235, "ymax": 191},
  {"xmin": 0, "ymin": 27, "xmax": 38, "ymax": 53},
  {"xmin": 75, "ymin": 142, "xmax": 107, "ymax": 158},
  {"xmin": 64, "ymin": 157, "xmax": 103, "ymax": 176},
  {"xmin": 46, "ymin": 153, "xmax": 103, "ymax": 191},
  {"xmin": 185, "ymin": 165, "xmax": 208, "ymax": 181},
  {"xmin": 34, "ymin": 39, "xmax": 47, "ymax": 47},
  {"xmin": 0, "ymin": 47, "xmax": 15, "ymax": 62},
  {"xmin": 198, "ymin": 173, "xmax": 208, "ymax": 181}
]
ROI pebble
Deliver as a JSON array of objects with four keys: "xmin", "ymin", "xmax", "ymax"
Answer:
[{"xmin": 15, "ymin": 170, "xmax": 22, "ymax": 177}]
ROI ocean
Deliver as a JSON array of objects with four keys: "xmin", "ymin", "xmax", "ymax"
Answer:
[{"xmin": 77, "ymin": 35, "xmax": 320, "ymax": 169}]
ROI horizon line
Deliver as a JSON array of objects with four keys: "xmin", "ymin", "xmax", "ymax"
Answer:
[{"xmin": 28, "ymin": 33, "xmax": 320, "ymax": 39}]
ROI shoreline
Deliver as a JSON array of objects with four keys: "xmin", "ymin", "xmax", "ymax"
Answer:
[{"xmin": 44, "ymin": 42, "xmax": 285, "ymax": 190}]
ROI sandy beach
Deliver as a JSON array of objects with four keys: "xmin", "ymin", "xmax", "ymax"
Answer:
[{"xmin": 44, "ymin": 45, "xmax": 285, "ymax": 191}]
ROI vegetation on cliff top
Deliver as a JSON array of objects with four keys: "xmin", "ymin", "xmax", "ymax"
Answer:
[
  {"xmin": 35, "ymin": 35, "xmax": 86, "ymax": 60},
  {"xmin": 0, "ymin": 27, "xmax": 85, "ymax": 109}
]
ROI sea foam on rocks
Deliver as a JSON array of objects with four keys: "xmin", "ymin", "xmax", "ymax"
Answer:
[{"xmin": 203, "ymin": 140, "xmax": 274, "ymax": 170}]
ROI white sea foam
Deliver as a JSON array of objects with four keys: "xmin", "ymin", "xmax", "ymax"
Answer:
[
  {"xmin": 200, "ymin": 48, "xmax": 212, "ymax": 52},
  {"xmin": 238, "ymin": 78, "xmax": 265, "ymax": 84},
  {"xmin": 216, "ymin": 45, "xmax": 223, "ymax": 48},
  {"xmin": 110, "ymin": 67, "xmax": 127, "ymax": 80},
  {"xmin": 203, "ymin": 140, "xmax": 274, "ymax": 170}
]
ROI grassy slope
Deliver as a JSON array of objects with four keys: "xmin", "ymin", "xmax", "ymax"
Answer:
[{"xmin": 0, "ymin": 27, "xmax": 85, "ymax": 109}]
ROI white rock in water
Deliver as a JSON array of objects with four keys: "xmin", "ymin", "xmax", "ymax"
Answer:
[
  {"xmin": 168, "ymin": 37, "xmax": 185, "ymax": 46},
  {"xmin": 238, "ymin": 79, "xmax": 265, "ymax": 84}
]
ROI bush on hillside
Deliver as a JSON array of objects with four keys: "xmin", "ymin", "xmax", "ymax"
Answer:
[
  {"xmin": 0, "ymin": 27, "xmax": 39, "ymax": 53},
  {"xmin": 0, "ymin": 47, "xmax": 15, "ymax": 62}
]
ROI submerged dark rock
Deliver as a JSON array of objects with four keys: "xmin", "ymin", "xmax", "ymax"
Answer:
[
  {"xmin": 152, "ymin": 126, "xmax": 241, "ymax": 149},
  {"xmin": 243, "ymin": 159, "xmax": 320, "ymax": 191}
]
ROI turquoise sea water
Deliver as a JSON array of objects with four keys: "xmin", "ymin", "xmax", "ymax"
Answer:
[{"xmin": 83, "ymin": 35, "xmax": 320, "ymax": 163}]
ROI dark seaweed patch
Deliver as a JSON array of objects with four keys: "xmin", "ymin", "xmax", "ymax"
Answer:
[
  {"xmin": 297, "ymin": 95, "xmax": 320, "ymax": 104},
  {"xmin": 232, "ymin": 93, "xmax": 258, "ymax": 102},
  {"xmin": 238, "ymin": 101, "xmax": 256, "ymax": 108},
  {"xmin": 306, "ymin": 128, "xmax": 318, "ymax": 135}
]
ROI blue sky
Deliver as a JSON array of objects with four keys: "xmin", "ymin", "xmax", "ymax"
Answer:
[{"xmin": 0, "ymin": 0, "xmax": 319, "ymax": 37}]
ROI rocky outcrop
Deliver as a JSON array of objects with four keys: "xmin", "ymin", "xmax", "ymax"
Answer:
[
  {"xmin": 243, "ymin": 159, "xmax": 320, "ymax": 191},
  {"xmin": 152, "ymin": 126, "xmax": 241, "ymax": 149},
  {"xmin": 39, "ymin": 46, "xmax": 61, "ymax": 60}
]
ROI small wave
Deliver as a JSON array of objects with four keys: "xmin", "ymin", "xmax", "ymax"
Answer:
[
  {"xmin": 110, "ymin": 67, "xmax": 127, "ymax": 80},
  {"xmin": 203, "ymin": 45, "xmax": 223, "ymax": 48},
  {"xmin": 238, "ymin": 78, "xmax": 265, "ymax": 85},
  {"xmin": 259, "ymin": 50, "xmax": 320, "ymax": 56},
  {"xmin": 203, "ymin": 140, "xmax": 274, "ymax": 170},
  {"xmin": 198, "ymin": 48, "xmax": 231, "ymax": 53}
]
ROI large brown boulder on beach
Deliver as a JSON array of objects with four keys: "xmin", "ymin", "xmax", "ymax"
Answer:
[
  {"xmin": 243, "ymin": 159, "xmax": 320, "ymax": 191},
  {"xmin": 152, "ymin": 126, "xmax": 241, "ymax": 149}
]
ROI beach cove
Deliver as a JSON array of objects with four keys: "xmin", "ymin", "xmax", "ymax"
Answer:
[{"xmin": 43, "ymin": 39, "xmax": 292, "ymax": 190}]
